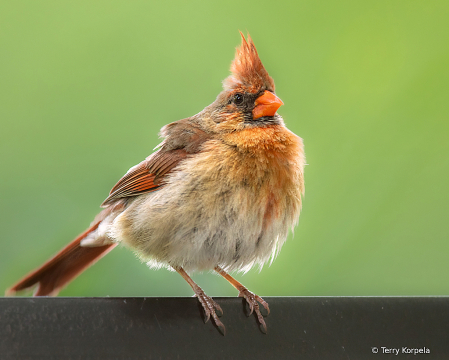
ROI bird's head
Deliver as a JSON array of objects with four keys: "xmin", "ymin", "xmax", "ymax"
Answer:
[{"xmin": 198, "ymin": 33, "xmax": 284, "ymax": 134}]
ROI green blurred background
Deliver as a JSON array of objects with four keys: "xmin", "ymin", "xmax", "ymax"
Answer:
[{"xmin": 1, "ymin": 1, "xmax": 448, "ymax": 298}]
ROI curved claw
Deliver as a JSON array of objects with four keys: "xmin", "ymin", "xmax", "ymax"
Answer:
[
  {"xmin": 204, "ymin": 307, "xmax": 211, "ymax": 323},
  {"xmin": 238, "ymin": 289, "xmax": 270, "ymax": 333},
  {"xmin": 214, "ymin": 304, "xmax": 223, "ymax": 317},
  {"xmin": 194, "ymin": 289, "xmax": 226, "ymax": 335},
  {"xmin": 256, "ymin": 294, "xmax": 270, "ymax": 316}
]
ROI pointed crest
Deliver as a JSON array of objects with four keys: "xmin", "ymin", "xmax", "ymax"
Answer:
[{"xmin": 223, "ymin": 32, "xmax": 275, "ymax": 91}]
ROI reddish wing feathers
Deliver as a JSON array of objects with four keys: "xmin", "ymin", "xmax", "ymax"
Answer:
[
  {"xmin": 149, "ymin": 149, "xmax": 188, "ymax": 180},
  {"xmin": 101, "ymin": 163, "xmax": 158, "ymax": 206},
  {"xmin": 101, "ymin": 148, "xmax": 189, "ymax": 207},
  {"xmin": 102, "ymin": 121, "xmax": 210, "ymax": 206}
]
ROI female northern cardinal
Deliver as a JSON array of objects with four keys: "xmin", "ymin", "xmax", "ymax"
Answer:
[{"xmin": 7, "ymin": 33, "xmax": 305, "ymax": 334}]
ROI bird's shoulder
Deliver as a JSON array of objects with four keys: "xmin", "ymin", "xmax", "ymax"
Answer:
[{"xmin": 101, "ymin": 118, "xmax": 213, "ymax": 207}]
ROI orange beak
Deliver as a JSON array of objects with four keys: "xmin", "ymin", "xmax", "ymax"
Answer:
[{"xmin": 252, "ymin": 90, "xmax": 283, "ymax": 119}]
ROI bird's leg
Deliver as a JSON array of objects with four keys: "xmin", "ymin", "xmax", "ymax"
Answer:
[
  {"xmin": 174, "ymin": 266, "xmax": 225, "ymax": 334},
  {"xmin": 214, "ymin": 266, "xmax": 269, "ymax": 333}
]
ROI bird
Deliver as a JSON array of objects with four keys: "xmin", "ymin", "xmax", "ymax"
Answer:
[{"xmin": 6, "ymin": 32, "xmax": 305, "ymax": 334}]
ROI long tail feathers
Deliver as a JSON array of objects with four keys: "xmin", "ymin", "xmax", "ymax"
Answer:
[{"xmin": 6, "ymin": 221, "xmax": 117, "ymax": 296}]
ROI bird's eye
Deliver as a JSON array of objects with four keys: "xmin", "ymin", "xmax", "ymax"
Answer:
[{"xmin": 233, "ymin": 93, "xmax": 244, "ymax": 105}]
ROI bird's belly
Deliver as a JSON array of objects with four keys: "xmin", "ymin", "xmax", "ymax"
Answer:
[{"xmin": 111, "ymin": 189, "xmax": 283, "ymax": 272}]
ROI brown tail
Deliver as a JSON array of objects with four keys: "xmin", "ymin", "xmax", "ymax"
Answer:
[{"xmin": 6, "ymin": 220, "xmax": 117, "ymax": 296}]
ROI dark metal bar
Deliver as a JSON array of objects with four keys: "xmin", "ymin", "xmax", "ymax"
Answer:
[{"xmin": 1, "ymin": 297, "xmax": 447, "ymax": 359}]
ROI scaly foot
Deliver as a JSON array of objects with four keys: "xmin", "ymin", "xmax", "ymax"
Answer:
[
  {"xmin": 175, "ymin": 266, "xmax": 226, "ymax": 335},
  {"xmin": 193, "ymin": 285, "xmax": 225, "ymax": 335},
  {"xmin": 214, "ymin": 266, "xmax": 270, "ymax": 333},
  {"xmin": 238, "ymin": 288, "xmax": 270, "ymax": 333}
]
